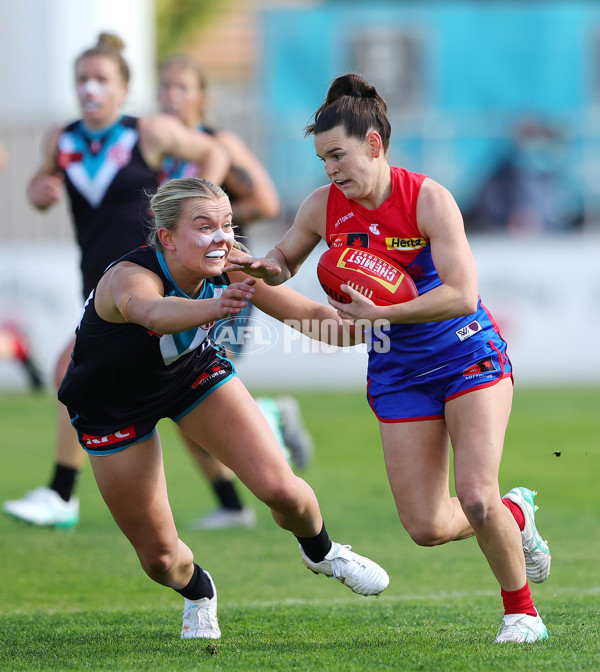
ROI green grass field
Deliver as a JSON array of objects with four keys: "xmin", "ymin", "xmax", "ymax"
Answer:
[{"xmin": 1, "ymin": 387, "xmax": 599, "ymax": 671}]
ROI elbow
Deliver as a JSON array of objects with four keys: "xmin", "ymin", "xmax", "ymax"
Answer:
[
  {"xmin": 138, "ymin": 302, "xmax": 167, "ymax": 334},
  {"xmin": 459, "ymin": 291, "xmax": 479, "ymax": 316},
  {"xmin": 263, "ymin": 201, "xmax": 281, "ymax": 220},
  {"xmin": 250, "ymin": 197, "xmax": 281, "ymax": 221}
]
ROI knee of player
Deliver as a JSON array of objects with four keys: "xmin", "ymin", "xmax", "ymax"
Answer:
[
  {"xmin": 406, "ymin": 522, "xmax": 449, "ymax": 547},
  {"xmin": 139, "ymin": 543, "xmax": 178, "ymax": 577},
  {"xmin": 261, "ymin": 478, "xmax": 307, "ymax": 516},
  {"xmin": 457, "ymin": 492, "xmax": 492, "ymax": 529}
]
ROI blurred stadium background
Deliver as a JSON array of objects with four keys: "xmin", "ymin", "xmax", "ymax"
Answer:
[{"xmin": 1, "ymin": 0, "xmax": 600, "ymax": 390}]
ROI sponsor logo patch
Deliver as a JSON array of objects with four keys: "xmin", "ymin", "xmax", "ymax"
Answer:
[
  {"xmin": 463, "ymin": 357, "xmax": 497, "ymax": 377},
  {"xmin": 81, "ymin": 425, "xmax": 136, "ymax": 448},
  {"xmin": 57, "ymin": 150, "xmax": 83, "ymax": 169},
  {"xmin": 336, "ymin": 247, "xmax": 407, "ymax": 292},
  {"xmin": 192, "ymin": 365, "xmax": 227, "ymax": 389},
  {"xmin": 455, "ymin": 320, "xmax": 482, "ymax": 342},
  {"xmin": 331, "ymin": 232, "xmax": 369, "ymax": 249},
  {"xmin": 385, "ymin": 237, "xmax": 428, "ymax": 250}
]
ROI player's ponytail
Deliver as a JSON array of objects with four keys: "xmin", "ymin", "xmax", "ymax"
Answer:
[
  {"xmin": 75, "ymin": 32, "xmax": 130, "ymax": 83},
  {"xmin": 304, "ymin": 73, "xmax": 390, "ymax": 152}
]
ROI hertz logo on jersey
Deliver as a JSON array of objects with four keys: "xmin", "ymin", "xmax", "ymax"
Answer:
[{"xmin": 386, "ymin": 237, "xmax": 428, "ymax": 250}]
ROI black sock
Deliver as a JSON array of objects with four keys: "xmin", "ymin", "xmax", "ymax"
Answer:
[
  {"xmin": 213, "ymin": 478, "xmax": 243, "ymax": 511},
  {"xmin": 49, "ymin": 464, "xmax": 79, "ymax": 502},
  {"xmin": 296, "ymin": 522, "xmax": 332, "ymax": 563},
  {"xmin": 175, "ymin": 564, "xmax": 214, "ymax": 600}
]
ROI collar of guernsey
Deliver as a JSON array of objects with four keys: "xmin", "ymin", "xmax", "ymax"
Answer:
[{"xmin": 155, "ymin": 249, "xmax": 228, "ymax": 358}]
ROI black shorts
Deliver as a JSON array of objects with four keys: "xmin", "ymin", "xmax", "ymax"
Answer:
[{"xmin": 70, "ymin": 346, "xmax": 236, "ymax": 456}]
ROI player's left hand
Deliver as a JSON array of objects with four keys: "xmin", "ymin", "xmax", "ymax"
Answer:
[{"xmin": 328, "ymin": 283, "xmax": 381, "ymax": 323}]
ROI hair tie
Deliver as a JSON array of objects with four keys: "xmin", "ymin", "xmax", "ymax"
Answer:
[{"xmin": 350, "ymin": 90, "xmax": 362, "ymax": 98}]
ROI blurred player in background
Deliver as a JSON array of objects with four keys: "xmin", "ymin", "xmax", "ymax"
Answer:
[
  {"xmin": 0, "ymin": 323, "xmax": 44, "ymax": 390},
  {"xmin": 56, "ymin": 177, "xmax": 389, "ymax": 639},
  {"xmin": 157, "ymin": 54, "xmax": 313, "ymax": 530},
  {"xmin": 463, "ymin": 119, "xmax": 583, "ymax": 235},
  {"xmin": 0, "ymin": 140, "xmax": 44, "ymax": 390},
  {"xmin": 229, "ymin": 73, "xmax": 551, "ymax": 644},
  {"xmin": 2, "ymin": 33, "xmax": 229, "ymax": 529}
]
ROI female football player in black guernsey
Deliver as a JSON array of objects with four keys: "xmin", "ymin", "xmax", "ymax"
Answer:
[
  {"xmin": 2, "ymin": 33, "xmax": 228, "ymax": 529},
  {"xmin": 57, "ymin": 177, "xmax": 389, "ymax": 639}
]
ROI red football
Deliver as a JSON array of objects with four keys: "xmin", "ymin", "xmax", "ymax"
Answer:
[{"xmin": 317, "ymin": 246, "xmax": 418, "ymax": 306}]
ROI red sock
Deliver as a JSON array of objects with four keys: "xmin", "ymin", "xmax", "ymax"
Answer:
[
  {"xmin": 502, "ymin": 497, "xmax": 525, "ymax": 531},
  {"xmin": 501, "ymin": 582, "xmax": 536, "ymax": 616}
]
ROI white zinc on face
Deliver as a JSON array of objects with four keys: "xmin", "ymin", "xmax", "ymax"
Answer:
[
  {"xmin": 194, "ymin": 224, "xmax": 235, "ymax": 249},
  {"xmin": 77, "ymin": 79, "xmax": 111, "ymax": 113},
  {"xmin": 78, "ymin": 78, "xmax": 109, "ymax": 97}
]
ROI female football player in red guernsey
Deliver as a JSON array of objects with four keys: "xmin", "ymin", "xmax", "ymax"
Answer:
[{"xmin": 228, "ymin": 73, "xmax": 551, "ymax": 643}]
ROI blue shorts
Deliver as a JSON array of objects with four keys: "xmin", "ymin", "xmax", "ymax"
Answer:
[
  {"xmin": 367, "ymin": 339, "xmax": 512, "ymax": 423},
  {"xmin": 70, "ymin": 345, "xmax": 236, "ymax": 455}
]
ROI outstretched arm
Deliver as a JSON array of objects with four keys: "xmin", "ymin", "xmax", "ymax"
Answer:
[
  {"xmin": 229, "ymin": 271, "xmax": 363, "ymax": 346},
  {"xmin": 226, "ymin": 185, "xmax": 328, "ymax": 284},
  {"xmin": 95, "ymin": 262, "xmax": 256, "ymax": 334}
]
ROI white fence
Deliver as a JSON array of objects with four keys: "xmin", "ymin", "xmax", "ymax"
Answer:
[{"xmin": 1, "ymin": 231, "xmax": 599, "ymax": 392}]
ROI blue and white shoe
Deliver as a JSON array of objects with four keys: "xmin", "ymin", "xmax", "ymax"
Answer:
[
  {"xmin": 187, "ymin": 506, "xmax": 256, "ymax": 531},
  {"xmin": 276, "ymin": 396, "xmax": 314, "ymax": 469},
  {"xmin": 2, "ymin": 486, "xmax": 79, "ymax": 529},
  {"xmin": 495, "ymin": 609, "xmax": 548, "ymax": 643},
  {"xmin": 503, "ymin": 487, "xmax": 551, "ymax": 583}
]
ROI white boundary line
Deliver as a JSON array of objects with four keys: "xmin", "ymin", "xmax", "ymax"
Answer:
[
  {"xmin": 22, "ymin": 586, "xmax": 599, "ymax": 616},
  {"xmin": 227, "ymin": 585, "xmax": 600, "ymax": 609}
]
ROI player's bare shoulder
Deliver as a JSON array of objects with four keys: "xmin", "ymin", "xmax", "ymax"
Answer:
[
  {"xmin": 138, "ymin": 114, "xmax": 179, "ymax": 145},
  {"xmin": 416, "ymin": 177, "xmax": 464, "ymax": 239},
  {"xmin": 294, "ymin": 184, "xmax": 330, "ymax": 236}
]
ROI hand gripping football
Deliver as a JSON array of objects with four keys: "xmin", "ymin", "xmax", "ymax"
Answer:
[{"xmin": 317, "ymin": 246, "xmax": 418, "ymax": 305}]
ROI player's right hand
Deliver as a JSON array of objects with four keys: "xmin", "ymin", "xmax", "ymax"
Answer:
[
  {"xmin": 28, "ymin": 174, "xmax": 64, "ymax": 209},
  {"xmin": 215, "ymin": 278, "xmax": 256, "ymax": 319},
  {"xmin": 225, "ymin": 254, "xmax": 282, "ymax": 280}
]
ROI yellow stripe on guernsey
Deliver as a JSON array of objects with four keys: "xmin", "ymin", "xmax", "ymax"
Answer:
[{"xmin": 385, "ymin": 237, "xmax": 428, "ymax": 250}]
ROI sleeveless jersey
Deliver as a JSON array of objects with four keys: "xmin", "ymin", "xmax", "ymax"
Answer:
[
  {"xmin": 57, "ymin": 115, "xmax": 160, "ymax": 298},
  {"xmin": 325, "ymin": 166, "xmax": 503, "ymax": 383},
  {"xmin": 58, "ymin": 245, "xmax": 230, "ymax": 429}
]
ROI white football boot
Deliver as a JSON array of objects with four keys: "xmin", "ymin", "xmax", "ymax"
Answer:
[
  {"xmin": 2, "ymin": 486, "xmax": 79, "ymax": 529},
  {"xmin": 503, "ymin": 487, "xmax": 551, "ymax": 583},
  {"xmin": 300, "ymin": 541, "xmax": 389, "ymax": 596},
  {"xmin": 495, "ymin": 609, "xmax": 548, "ymax": 643},
  {"xmin": 181, "ymin": 571, "xmax": 221, "ymax": 639}
]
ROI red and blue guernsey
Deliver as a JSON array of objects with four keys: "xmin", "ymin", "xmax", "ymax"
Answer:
[
  {"xmin": 57, "ymin": 115, "xmax": 160, "ymax": 298},
  {"xmin": 325, "ymin": 166, "xmax": 505, "ymax": 384}
]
